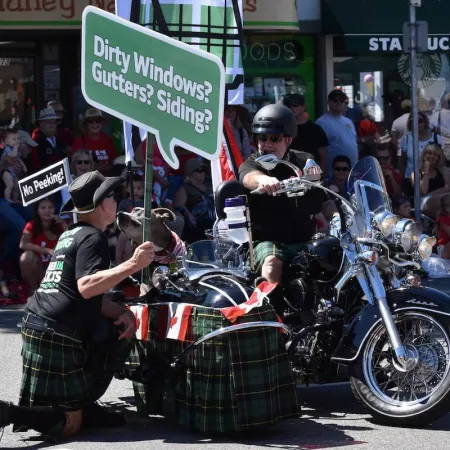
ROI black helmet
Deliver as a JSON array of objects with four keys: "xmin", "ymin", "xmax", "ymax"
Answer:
[{"xmin": 252, "ymin": 104, "xmax": 297, "ymax": 138}]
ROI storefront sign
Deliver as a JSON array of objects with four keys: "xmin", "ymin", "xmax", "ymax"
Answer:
[
  {"xmin": 19, "ymin": 159, "xmax": 70, "ymax": 206},
  {"xmin": 82, "ymin": 7, "xmax": 225, "ymax": 168},
  {"xmin": 0, "ymin": 0, "xmax": 299, "ymax": 29},
  {"xmin": 369, "ymin": 36, "xmax": 450, "ymax": 53}
]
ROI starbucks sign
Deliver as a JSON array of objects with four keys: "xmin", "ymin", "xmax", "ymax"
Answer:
[
  {"xmin": 369, "ymin": 36, "xmax": 450, "ymax": 52},
  {"xmin": 397, "ymin": 52, "xmax": 443, "ymax": 88}
]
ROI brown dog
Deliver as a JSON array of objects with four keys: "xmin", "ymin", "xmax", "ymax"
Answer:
[{"xmin": 117, "ymin": 207, "xmax": 176, "ymax": 251}]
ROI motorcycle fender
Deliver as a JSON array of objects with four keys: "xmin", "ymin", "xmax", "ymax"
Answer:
[{"xmin": 331, "ymin": 286, "xmax": 450, "ymax": 364}]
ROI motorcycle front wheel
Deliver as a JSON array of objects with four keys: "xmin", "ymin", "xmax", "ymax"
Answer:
[{"xmin": 350, "ymin": 311, "xmax": 450, "ymax": 426}]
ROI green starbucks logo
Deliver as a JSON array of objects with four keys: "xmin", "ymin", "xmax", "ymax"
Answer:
[{"xmin": 397, "ymin": 52, "xmax": 442, "ymax": 88}]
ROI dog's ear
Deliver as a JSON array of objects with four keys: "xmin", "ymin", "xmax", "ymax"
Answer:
[{"xmin": 153, "ymin": 208, "xmax": 176, "ymax": 223}]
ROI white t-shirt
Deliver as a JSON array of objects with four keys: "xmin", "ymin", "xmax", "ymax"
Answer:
[
  {"xmin": 391, "ymin": 113, "xmax": 410, "ymax": 139},
  {"xmin": 431, "ymin": 108, "xmax": 450, "ymax": 159},
  {"xmin": 400, "ymin": 132, "xmax": 443, "ymax": 178}
]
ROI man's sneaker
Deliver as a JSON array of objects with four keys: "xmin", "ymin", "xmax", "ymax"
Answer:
[
  {"xmin": 0, "ymin": 401, "xmax": 12, "ymax": 428},
  {"xmin": 83, "ymin": 402, "xmax": 126, "ymax": 429}
]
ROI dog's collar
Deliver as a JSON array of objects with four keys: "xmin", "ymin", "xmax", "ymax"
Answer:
[{"xmin": 153, "ymin": 232, "xmax": 186, "ymax": 264}]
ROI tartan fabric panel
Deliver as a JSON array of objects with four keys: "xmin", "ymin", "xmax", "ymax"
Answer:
[
  {"xmin": 254, "ymin": 241, "xmax": 305, "ymax": 269},
  {"xmin": 19, "ymin": 327, "xmax": 132, "ymax": 411},
  {"xmin": 130, "ymin": 302, "xmax": 300, "ymax": 432},
  {"xmin": 19, "ymin": 328, "xmax": 92, "ymax": 410}
]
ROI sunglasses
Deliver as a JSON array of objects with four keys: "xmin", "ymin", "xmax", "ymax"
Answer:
[
  {"xmin": 288, "ymin": 102, "xmax": 304, "ymax": 108},
  {"xmin": 106, "ymin": 192, "xmax": 121, "ymax": 202},
  {"xmin": 331, "ymin": 98, "xmax": 346, "ymax": 104},
  {"xmin": 334, "ymin": 166, "xmax": 350, "ymax": 172},
  {"xmin": 87, "ymin": 118, "xmax": 102, "ymax": 124},
  {"xmin": 194, "ymin": 168, "xmax": 205, "ymax": 173},
  {"xmin": 256, "ymin": 134, "xmax": 284, "ymax": 143},
  {"xmin": 376, "ymin": 156, "xmax": 390, "ymax": 161},
  {"xmin": 76, "ymin": 159, "xmax": 91, "ymax": 165}
]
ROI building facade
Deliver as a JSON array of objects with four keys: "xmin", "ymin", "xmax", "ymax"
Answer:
[
  {"xmin": 0, "ymin": 0, "xmax": 323, "ymax": 145},
  {"xmin": 322, "ymin": 0, "xmax": 450, "ymax": 130}
]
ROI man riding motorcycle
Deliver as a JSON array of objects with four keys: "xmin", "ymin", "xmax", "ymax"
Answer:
[{"xmin": 239, "ymin": 104, "xmax": 337, "ymax": 285}]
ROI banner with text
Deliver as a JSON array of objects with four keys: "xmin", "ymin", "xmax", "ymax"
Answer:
[
  {"xmin": 82, "ymin": 7, "xmax": 225, "ymax": 168},
  {"xmin": 19, "ymin": 159, "xmax": 70, "ymax": 206}
]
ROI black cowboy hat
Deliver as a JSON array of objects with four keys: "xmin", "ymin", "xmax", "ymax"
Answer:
[{"xmin": 61, "ymin": 170, "xmax": 124, "ymax": 214}]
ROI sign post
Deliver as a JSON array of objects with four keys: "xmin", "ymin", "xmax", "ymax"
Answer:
[{"xmin": 409, "ymin": 1, "xmax": 422, "ymax": 223}]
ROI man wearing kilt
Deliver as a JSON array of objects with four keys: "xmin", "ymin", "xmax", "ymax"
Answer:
[
  {"xmin": 239, "ymin": 104, "xmax": 337, "ymax": 310},
  {"xmin": 0, "ymin": 171, "xmax": 155, "ymax": 439}
]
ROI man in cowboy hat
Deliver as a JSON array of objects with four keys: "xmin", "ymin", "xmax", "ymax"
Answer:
[
  {"xmin": 0, "ymin": 171, "xmax": 155, "ymax": 439},
  {"xmin": 33, "ymin": 107, "xmax": 68, "ymax": 170}
]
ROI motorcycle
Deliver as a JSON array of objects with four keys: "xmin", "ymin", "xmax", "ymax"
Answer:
[{"xmin": 124, "ymin": 156, "xmax": 450, "ymax": 427}]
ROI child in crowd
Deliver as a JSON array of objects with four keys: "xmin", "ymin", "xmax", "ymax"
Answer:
[
  {"xmin": 19, "ymin": 197, "xmax": 67, "ymax": 291},
  {"xmin": 118, "ymin": 174, "xmax": 145, "ymax": 213},
  {"xmin": 392, "ymin": 195, "xmax": 413, "ymax": 220},
  {"xmin": 1, "ymin": 129, "xmax": 27, "ymax": 203},
  {"xmin": 436, "ymin": 194, "xmax": 450, "ymax": 259}
]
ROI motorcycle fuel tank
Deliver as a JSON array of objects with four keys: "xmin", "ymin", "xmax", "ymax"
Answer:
[{"xmin": 292, "ymin": 234, "xmax": 344, "ymax": 282}]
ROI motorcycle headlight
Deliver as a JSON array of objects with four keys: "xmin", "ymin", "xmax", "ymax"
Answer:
[
  {"xmin": 373, "ymin": 211, "xmax": 400, "ymax": 238},
  {"xmin": 418, "ymin": 235, "xmax": 437, "ymax": 260},
  {"xmin": 394, "ymin": 219, "xmax": 423, "ymax": 253}
]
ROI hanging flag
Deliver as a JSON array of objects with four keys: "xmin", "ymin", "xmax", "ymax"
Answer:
[
  {"xmin": 128, "ymin": 304, "xmax": 150, "ymax": 340},
  {"xmin": 220, "ymin": 281, "xmax": 278, "ymax": 322},
  {"xmin": 166, "ymin": 303, "xmax": 194, "ymax": 341}
]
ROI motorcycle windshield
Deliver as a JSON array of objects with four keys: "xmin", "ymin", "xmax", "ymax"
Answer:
[
  {"xmin": 182, "ymin": 239, "xmax": 244, "ymax": 272},
  {"xmin": 347, "ymin": 157, "xmax": 391, "ymax": 232}
]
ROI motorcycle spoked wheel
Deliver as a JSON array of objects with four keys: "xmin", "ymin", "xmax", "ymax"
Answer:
[{"xmin": 350, "ymin": 311, "xmax": 450, "ymax": 427}]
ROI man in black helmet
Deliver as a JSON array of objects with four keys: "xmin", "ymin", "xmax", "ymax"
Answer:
[{"xmin": 239, "ymin": 104, "xmax": 336, "ymax": 285}]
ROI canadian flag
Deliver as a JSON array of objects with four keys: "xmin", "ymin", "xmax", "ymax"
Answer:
[
  {"xmin": 166, "ymin": 303, "xmax": 194, "ymax": 341},
  {"xmin": 220, "ymin": 281, "xmax": 278, "ymax": 322},
  {"xmin": 128, "ymin": 304, "xmax": 149, "ymax": 341}
]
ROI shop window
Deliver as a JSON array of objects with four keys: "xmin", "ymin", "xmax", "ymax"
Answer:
[
  {"xmin": 243, "ymin": 34, "xmax": 317, "ymax": 119},
  {"xmin": 334, "ymin": 49, "xmax": 450, "ymax": 132},
  {"xmin": 0, "ymin": 57, "xmax": 35, "ymax": 131}
]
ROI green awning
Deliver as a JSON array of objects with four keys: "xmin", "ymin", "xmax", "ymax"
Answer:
[{"xmin": 322, "ymin": 0, "xmax": 450, "ymax": 35}]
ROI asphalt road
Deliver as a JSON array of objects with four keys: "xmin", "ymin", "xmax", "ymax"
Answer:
[{"xmin": 1, "ymin": 305, "xmax": 450, "ymax": 450}]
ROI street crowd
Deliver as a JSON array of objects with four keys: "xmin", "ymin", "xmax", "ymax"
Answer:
[{"xmin": 1, "ymin": 88, "xmax": 450, "ymax": 300}]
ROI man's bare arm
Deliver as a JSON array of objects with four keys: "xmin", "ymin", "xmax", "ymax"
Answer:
[{"xmin": 242, "ymin": 170, "xmax": 280, "ymax": 195}]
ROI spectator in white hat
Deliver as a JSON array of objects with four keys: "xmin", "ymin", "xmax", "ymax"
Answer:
[{"xmin": 33, "ymin": 107, "xmax": 67, "ymax": 170}]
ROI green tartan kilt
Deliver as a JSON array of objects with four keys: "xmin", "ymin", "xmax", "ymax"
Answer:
[
  {"xmin": 19, "ymin": 325, "xmax": 131, "ymax": 411},
  {"xmin": 129, "ymin": 302, "xmax": 300, "ymax": 432}
]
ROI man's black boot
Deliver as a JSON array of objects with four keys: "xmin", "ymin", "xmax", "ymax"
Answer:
[
  {"xmin": 0, "ymin": 401, "xmax": 12, "ymax": 428},
  {"xmin": 82, "ymin": 402, "xmax": 126, "ymax": 429}
]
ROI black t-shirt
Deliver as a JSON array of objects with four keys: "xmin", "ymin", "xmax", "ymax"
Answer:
[
  {"xmin": 27, "ymin": 222, "xmax": 110, "ymax": 334},
  {"xmin": 290, "ymin": 121, "xmax": 329, "ymax": 162},
  {"xmin": 239, "ymin": 150, "xmax": 326, "ymax": 243}
]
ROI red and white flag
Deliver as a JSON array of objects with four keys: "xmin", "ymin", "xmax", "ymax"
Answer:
[
  {"xmin": 166, "ymin": 303, "xmax": 194, "ymax": 341},
  {"xmin": 128, "ymin": 304, "xmax": 149, "ymax": 341},
  {"xmin": 220, "ymin": 281, "xmax": 278, "ymax": 322}
]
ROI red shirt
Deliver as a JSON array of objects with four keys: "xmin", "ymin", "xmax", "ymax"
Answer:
[
  {"xmin": 23, "ymin": 221, "xmax": 64, "ymax": 266},
  {"xmin": 437, "ymin": 215, "xmax": 450, "ymax": 246},
  {"xmin": 72, "ymin": 131, "xmax": 118, "ymax": 175}
]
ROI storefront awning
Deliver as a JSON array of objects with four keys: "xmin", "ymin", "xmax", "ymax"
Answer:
[{"xmin": 322, "ymin": 0, "xmax": 450, "ymax": 35}]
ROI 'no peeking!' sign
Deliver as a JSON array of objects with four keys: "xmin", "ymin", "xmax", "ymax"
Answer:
[{"xmin": 81, "ymin": 7, "xmax": 226, "ymax": 168}]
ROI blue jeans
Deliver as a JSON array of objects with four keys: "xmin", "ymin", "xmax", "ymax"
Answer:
[{"xmin": 0, "ymin": 199, "xmax": 32, "ymax": 267}]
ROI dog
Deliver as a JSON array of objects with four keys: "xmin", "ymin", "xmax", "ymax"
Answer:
[{"xmin": 117, "ymin": 207, "xmax": 186, "ymax": 264}]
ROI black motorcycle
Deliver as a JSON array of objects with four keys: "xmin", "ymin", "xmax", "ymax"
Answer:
[{"xmin": 125, "ymin": 156, "xmax": 450, "ymax": 427}]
